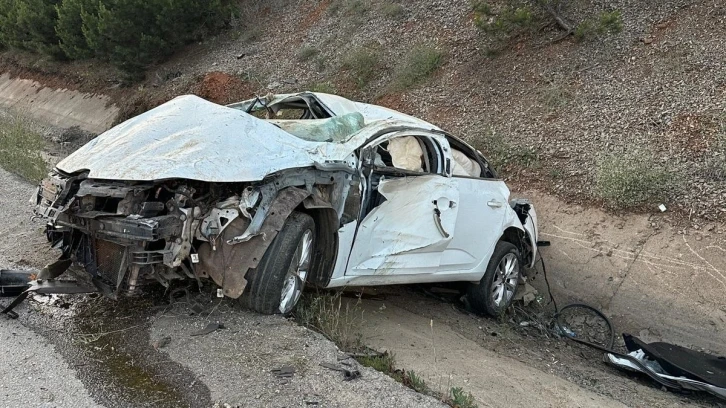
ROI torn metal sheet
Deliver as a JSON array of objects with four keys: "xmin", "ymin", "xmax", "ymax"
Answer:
[
  {"xmin": 197, "ymin": 187, "xmax": 310, "ymax": 298},
  {"xmin": 606, "ymin": 334, "xmax": 726, "ymax": 401},
  {"xmin": 2, "ymin": 279, "xmax": 99, "ymax": 318}
]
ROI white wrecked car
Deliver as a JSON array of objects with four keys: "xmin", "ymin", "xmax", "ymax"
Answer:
[{"xmin": 33, "ymin": 92, "xmax": 540, "ymax": 316}]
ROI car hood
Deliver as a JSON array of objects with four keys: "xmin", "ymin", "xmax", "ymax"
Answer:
[{"xmin": 57, "ymin": 95, "xmax": 358, "ymax": 182}]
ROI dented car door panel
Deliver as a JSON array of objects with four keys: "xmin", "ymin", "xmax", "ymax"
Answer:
[
  {"xmin": 346, "ymin": 175, "xmax": 459, "ymax": 276},
  {"xmin": 438, "ymin": 177, "xmax": 510, "ymax": 274}
]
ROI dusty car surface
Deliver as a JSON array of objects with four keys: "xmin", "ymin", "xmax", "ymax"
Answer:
[{"xmin": 33, "ymin": 92, "xmax": 539, "ymax": 316}]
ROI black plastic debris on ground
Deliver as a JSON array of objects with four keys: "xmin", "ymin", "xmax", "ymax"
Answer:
[
  {"xmin": 0, "ymin": 270, "xmax": 33, "ymax": 297},
  {"xmin": 271, "ymin": 365, "xmax": 295, "ymax": 379},
  {"xmin": 606, "ymin": 334, "xmax": 726, "ymax": 401},
  {"xmin": 320, "ymin": 362, "xmax": 361, "ymax": 381}
]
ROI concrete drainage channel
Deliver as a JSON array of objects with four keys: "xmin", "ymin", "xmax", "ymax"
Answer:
[{"xmin": 0, "ymin": 73, "xmax": 119, "ymax": 134}]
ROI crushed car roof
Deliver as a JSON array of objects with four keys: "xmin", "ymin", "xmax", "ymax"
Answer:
[
  {"xmin": 228, "ymin": 92, "xmax": 440, "ymax": 130},
  {"xmin": 56, "ymin": 95, "xmax": 436, "ymax": 182}
]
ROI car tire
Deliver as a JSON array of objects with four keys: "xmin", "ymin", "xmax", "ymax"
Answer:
[
  {"xmin": 467, "ymin": 241, "xmax": 521, "ymax": 316},
  {"xmin": 240, "ymin": 211, "xmax": 315, "ymax": 315}
]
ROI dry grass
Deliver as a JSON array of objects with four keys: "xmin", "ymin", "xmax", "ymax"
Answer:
[
  {"xmin": 391, "ymin": 44, "xmax": 443, "ymax": 90},
  {"xmin": 595, "ymin": 150, "xmax": 675, "ymax": 209},
  {"xmin": 294, "ymin": 292, "xmax": 364, "ymax": 352},
  {"xmin": 0, "ymin": 113, "xmax": 47, "ymax": 182}
]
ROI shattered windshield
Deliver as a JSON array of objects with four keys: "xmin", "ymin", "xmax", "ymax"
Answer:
[
  {"xmin": 229, "ymin": 94, "xmax": 365, "ymax": 143},
  {"xmin": 268, "ymin": 112, "xmax": 365, "ymax": 143}
]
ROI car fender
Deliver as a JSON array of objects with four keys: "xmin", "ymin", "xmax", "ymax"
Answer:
[
  {"xmin": 500, "ymin": 203, "xmax": 538, "ymax": 269},
  {"xmin": 197, "ymin": 186, "xmax": 310, "ymax": 298}
]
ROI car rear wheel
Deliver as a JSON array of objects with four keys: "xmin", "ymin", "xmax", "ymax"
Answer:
[
  {"xmin": 467, "ymin": 241, "xmax": 521, "ymax": 316},
  {"xmin": 240, "ymin": 211, "xmax": 315, "ymax": 315}
]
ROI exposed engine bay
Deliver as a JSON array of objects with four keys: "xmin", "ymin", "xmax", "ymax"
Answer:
[{"xmin": 34, "ymin": 167, "xmax": 350, "ymax": 299}]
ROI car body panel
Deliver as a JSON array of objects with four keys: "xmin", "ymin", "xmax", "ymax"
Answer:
[
  {"xmin": 346, "ymin": 175, "xmax": 460, "ymax": 275},
  {"xmin": 439, "ymin": 177, "xmax": 510, "ymax": 273}
]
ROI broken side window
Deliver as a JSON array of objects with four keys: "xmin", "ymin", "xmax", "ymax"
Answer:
[
  {"xmin": 371, "ymin": 135, "xmax": 441, "ymax": 175},
  {"xmin": 360, "ymin": 134, "xmax": 444, "ymax": 219},
  {"xmin": 445, "ymin": 135, "xmax": 497, "ymax": 179}
]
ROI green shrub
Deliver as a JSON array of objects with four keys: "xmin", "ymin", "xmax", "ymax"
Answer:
[
  {"xmin": 449, "ymin": 387, "xmax": 478, "ymax": 408},
  {"xmin": 479, "ymin": 127, "xmax": 539, "ymax": 170},
  {"xmin": 575, "ymin": 10, "xmax": 623, "ymax": 41},
  {"xmin": 296, "ymin": 46, "xmax": 319, "ymax": 62},
  {"xmin": 474, "ymin": 3, "xmax": 535, "ymax": 35},
  {"xmin": 598, "ymin": 10, "xmax": 623, "ymax": 33},
  {"xmin": 381, "ymin": 2, "xmax": 405, "ymax": 19},
  {"xmin": 471, "ymin": 0, "xmax": 492, "ymax": 15},
  {"xmin": 392, "ymin": 44, "xmax": 443, "ymax": 90},
  {"xmin": 357, "ymin": 352, "xmax": 397, "ymax": 374},
  {"xmin": 406, "ymin": 371, "xmax": 428, "ymax": 394},
  {"xmin": 342, "ymin": 47, "xmax": 380, "ymax": 87},
  {"xmin": 83, "ymin": 0, "xmax": 234, "ymax": 72},
  {"xmin": 308, "ymin": 81, "xmax": 337, "ymax": 94},
  {"xmin": 703, "ymin": 121, "xmax": 726, "ymax": 181},
  {"xmin": 1, "ymin": 0, "xmax": 235, "ymax": 72},
  {"xmin": 0, "ymin": 114, "xmax": 47, "ymax": 183},
  {"xmin": 595, "ymin": 150, "xmax": 673, "ymax": 209}
]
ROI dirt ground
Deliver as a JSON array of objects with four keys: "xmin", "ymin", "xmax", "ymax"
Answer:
[{"xmin": 1, "ymin": 166, "xmax": 724, "ymax": 407}]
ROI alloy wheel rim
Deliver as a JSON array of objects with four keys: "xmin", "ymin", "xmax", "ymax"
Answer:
[
  {"xmin": 279, "ymin": 230, "xmax": 313, "ymax": 314},
  {"xmin": 491, "ymin": 253, "xmax": 519, "ymax": 307}
]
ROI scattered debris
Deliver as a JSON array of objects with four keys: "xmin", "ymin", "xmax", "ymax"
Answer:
[
  {"xmin": 513, "ymin": 282, "xmax": 538, "ymax": 306},
  {"xmin": 2, "ymin": 278, "xmax": 98, "ymax": 319},
  {"xmin": 190, "ymin": 322, "xmax": 225, "ymax": 337},
  {"xmin": 606, "ymin": 334, "xmax": 726, "ymax": 401},
  {"xmin": 152, "ymin": 336, "xmax": 172, "ymax": 350},
  {"xmin": 320, "ymin": 362, "xmax": 361, "ymax": 381},
  {"xmin": 271, "ymin": 365, "xmax": 295, "ymax": 379}
]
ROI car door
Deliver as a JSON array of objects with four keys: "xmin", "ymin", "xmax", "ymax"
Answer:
[
  {"xmin": 437, "ymin": 138, "xmax": 509, "ymax": 274},
  {"xmin": 346, "ymin": 132, "xmax": 460, "ymax": 276}
]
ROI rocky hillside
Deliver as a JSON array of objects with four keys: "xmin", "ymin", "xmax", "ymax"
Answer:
[{"xmin": 1, "ymin": 0, "xmax": 724, "ymax": 222}]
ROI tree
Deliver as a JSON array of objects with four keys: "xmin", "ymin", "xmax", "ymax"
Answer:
[
  {"xmin": 0, "ymin": 0, "xmax": 63, "ymax": 57},
  {"xmin": 55, "ymin": 0, "xmax": 98, "ymax": 59}
]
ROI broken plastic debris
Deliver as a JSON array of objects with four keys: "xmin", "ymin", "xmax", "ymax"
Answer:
[
  {"xmin": 190, "ymin": 322, "xmax": 225, "ymax": 336},
  {"xmin": 271, "ymin": 365, "xmax": 295, "ymax": 379},
  {"xmin": 319, "ymin": 362, "xmax": 361, "ymax": 381}
]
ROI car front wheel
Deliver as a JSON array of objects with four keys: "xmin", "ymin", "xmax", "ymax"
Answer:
[
  {"xmin": 467, "ymin": 241, "xmax": 521, "ymax": 316},
  {"xmin": 240, "ymin": 211, "xmax": 315, "ymax": 315}
]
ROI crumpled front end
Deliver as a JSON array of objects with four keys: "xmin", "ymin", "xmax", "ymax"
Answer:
[{"xmin": 32, "ymin": 164, "xmax": 350, "ymax": 298}]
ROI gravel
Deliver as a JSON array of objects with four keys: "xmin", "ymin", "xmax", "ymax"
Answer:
[
  {"xmin": 0, "ymin": 316, "xmax": 101, "ymax": 408},
  {"xmin": 150, "ymin": 297, "xmax": 446, "ymax": 408},
  {"xmin": 0, "ymin": 167, "xmax": 98, "ymax": 408}
]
